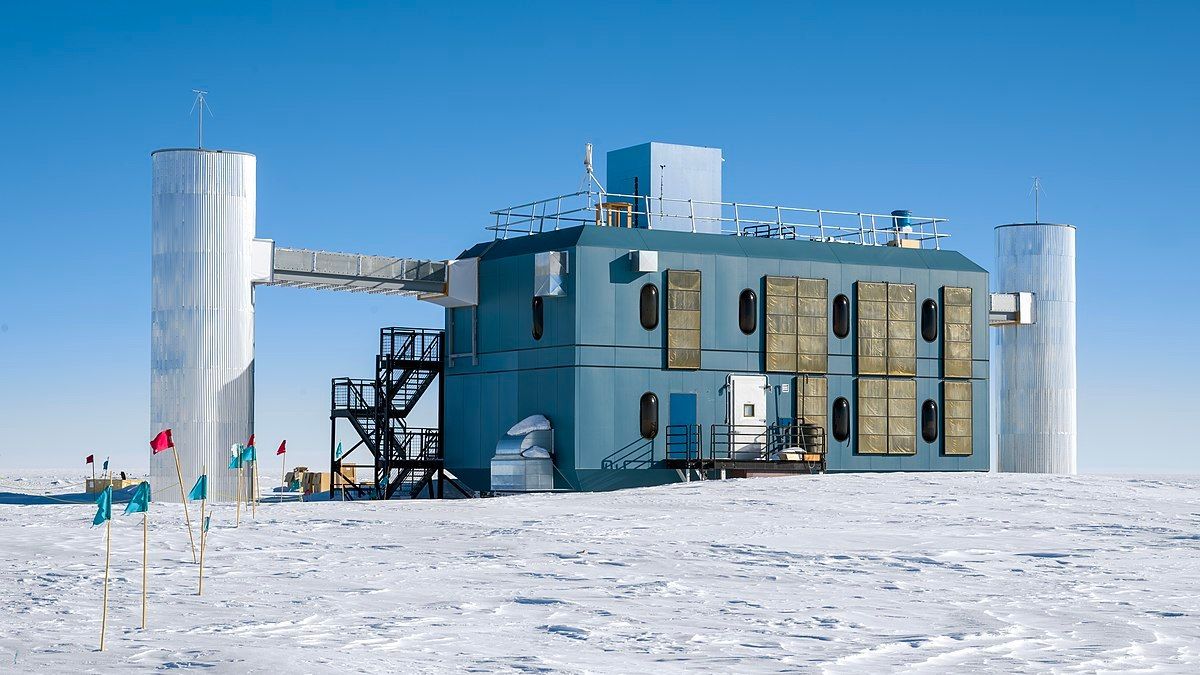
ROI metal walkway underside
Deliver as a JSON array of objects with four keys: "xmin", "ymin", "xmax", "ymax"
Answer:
[{"xmin": 267, "ymin": 247, "xmax": 447, "ymax": 296}]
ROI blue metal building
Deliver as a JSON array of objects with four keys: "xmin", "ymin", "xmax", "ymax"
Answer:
[{"xmin": 438, "ymin": 142, "xmax": 989, "ymax": 492}]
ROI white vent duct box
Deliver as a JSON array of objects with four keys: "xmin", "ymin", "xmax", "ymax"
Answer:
[
  {"xmin": 629, "ymin": 250, "xmax": 658, "ymax": 273},
  {"xmin": 534, "ymin": 251, "xmax": 567, "ymax": 297}
]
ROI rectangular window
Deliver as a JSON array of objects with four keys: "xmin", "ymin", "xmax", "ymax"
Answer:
[
  {"xmin": 743, "ymin": 403, "xmax": 755, "ymax": 417},
  {"xmin": 765, "ymin": 276, "xmax": 827, "ymax": 374},
  {"xmin": 856, "ymin": 377, "xmax": 916, "ymax": 455},
  {"xmin": 943, "ymin": 380, "xmax": 973, "ymax": 455},
  {"xmin": 943, "ymin": 286, "xmax": 973, "ymax": 379},
  {"xmin": 794, "ymin": 375, "xmax": 827, "ymax": 435},
  {"xmin": 666, "ymin": 270, "xmax": 701, "ymax": 370},
  {"xmin": 856, "ymin": 281, "xmax": 916, "ymax": 377}
]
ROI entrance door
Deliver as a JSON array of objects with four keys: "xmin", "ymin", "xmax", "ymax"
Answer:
[
  {"xmin": 669, "ymin": 393, "xmax": 698, "ymax": 459},
  {"xmin": 727, "ymin": 374, "xmax": 768, "ymax": 459}
]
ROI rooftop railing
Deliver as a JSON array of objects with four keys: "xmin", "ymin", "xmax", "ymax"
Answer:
[{"xmin": 488, "ymin": 190, "xmax": 950, "ymax": 249}]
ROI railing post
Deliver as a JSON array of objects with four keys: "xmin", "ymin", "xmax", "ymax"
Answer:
[
  {"xmin": 733, "ymin": 203, "xmax": 741, "ymax": 235},
  {"xmin": 775, "ymin": 206, "xmax": 783, "ymax": 239},
  {"xmin": 689, "ymin": 199, "xmax": 696, "ymax": 233},
  {"xmin": 817, "ymin": 210, "xmax": 825, "ymax": 240}
]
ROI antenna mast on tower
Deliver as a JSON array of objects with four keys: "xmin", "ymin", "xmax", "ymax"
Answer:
[
  {"xmin": 1030, "ymin": 176, "xmax": 1045, "ymax": 223},
  {"xmin": 190, "ymin": 90, "xmax": 212, "ymax": 149}
]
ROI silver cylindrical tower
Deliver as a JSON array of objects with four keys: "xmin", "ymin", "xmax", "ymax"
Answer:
[
  {"xmin": 995, "ymin": 223, "xmax": 1077, "ymax": 473},
  {"xmin": 151, "ymin": 149, "xmax": 256, "ymax": 501}
]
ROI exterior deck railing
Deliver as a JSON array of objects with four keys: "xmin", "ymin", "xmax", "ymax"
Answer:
[{"xmin": 488, "ymin": 190, "xmax": 949, "ymax": 249}]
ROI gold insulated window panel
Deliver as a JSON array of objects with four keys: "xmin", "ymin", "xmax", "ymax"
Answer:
[
  {"xmin": 794, "ymin": 375, "xmax": 827, "ymax": 434},
  {"xmin": 943, "ymin": 380, "xmax": 973, "ymax": 456},
  {"xmin": 856, "ymin": 377, "xmax": 917, "ymax": 455},
  {"xmin": 856, "ymin": 281, "xmax": 916, "ymax": 376},
  {"xmin": 765, "ymin": 276, "xmax": 828, "ymax": 374},
  {"xmin": 887, "ymin": 378, "xmax": 917, "ymax": 455},
  {"xmin": 666, "ymin": 270, "xmax": 701, "ymax": 370},
  {"xmin": 943, "ymin": 286, "xmax": 973, "ymax": 379}
]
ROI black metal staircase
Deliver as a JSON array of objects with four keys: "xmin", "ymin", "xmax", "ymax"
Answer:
[{"xmin": 330, "ymin": 327, "xmax": 473, "ymax": 499}]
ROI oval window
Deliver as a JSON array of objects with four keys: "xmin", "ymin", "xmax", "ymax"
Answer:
[
  {"xmin": 921, "ymin": 299, "xmax": 938, "ymax": 342},
  {"xmin": 832, "ymin": 397, "xmax": 850, "ymax": 442},
  {"xmin": 639, "ymin": 283, "xmax": 659, "ymax": 330},
  {"xmin": 639, "ymin": 392, "xmax": 659, "ymax": 439},
  {"xmin": 922, "ymin": 399, "xmax": 939, "ymax": 442},
  {"xmin": 738, "ymin": 289, "xmax": 757, "ymax": 335},
  {"xmin": 532, "ymin": 296, "xmax": 544, "ymax": 340},
  {"xmin": 832, "ymin": 294, "xmax": 850, "ymax": 339}
]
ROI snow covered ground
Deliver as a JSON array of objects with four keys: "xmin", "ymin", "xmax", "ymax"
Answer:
[{"xmin": 1, "ymin": 472, "xmax": 1198, "ymax": 673}]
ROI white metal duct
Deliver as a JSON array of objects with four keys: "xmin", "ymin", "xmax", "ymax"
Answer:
[
  {"xmin": 995, "ymin": 223, "xmax": 1077, "ymax": 474},
  {"xmin": 151, "ymin": 149, "xmax": 256, "ymax": 502}
]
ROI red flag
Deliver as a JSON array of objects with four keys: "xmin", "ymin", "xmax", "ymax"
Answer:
[
  {"xmin": 247, "ymin": 433, "xmax": 255, "ymax": 448},
  {"xmin": 86, "ymin": 454, "xmax": 94, "ymax": 464},
  {"xmin": 276, "ymin": 440, "xmax": 286, "ymax": 455},
  {"xmin": 150, "ymin": 429, "xmax": 173, "ymax": 454}
]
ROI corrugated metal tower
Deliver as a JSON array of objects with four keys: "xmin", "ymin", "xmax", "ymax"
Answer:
[
  {"xmin": 150, "ymin": 149, "xmax": 257, "ymax": 501},
  {"xmin": 995, "ymin": 223, "xmax": 1077, "ymax": 473}
]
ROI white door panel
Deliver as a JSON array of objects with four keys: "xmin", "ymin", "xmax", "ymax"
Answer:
[{"xmin": 728, "ymin": 374, "xmax": 767, "ymax": 459}]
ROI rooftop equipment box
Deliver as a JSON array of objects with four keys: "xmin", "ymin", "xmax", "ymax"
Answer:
[{"xmin": 606, "ymin": 142, "xmax": 723, "ymax": 234}]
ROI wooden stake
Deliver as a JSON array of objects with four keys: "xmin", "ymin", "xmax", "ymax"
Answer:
[
  {"xmin": 99, "ymin": 513, "xmax": 111, "ymax": 651},
  {"xmin": 235, "ymin": 463, "xmax": 242, "ymax": 528},
  {"xmin": 172, "ymin": 446, "xmax": 197, "ymax": 563},
  {"xmin": 251, "ymin": 459, "xmax": 259, "ymax": 518},
  {"xmin": 141, "ymin": 512, "xmax": 148, "ymax": 629},
  {"xmin": 197, "ymin": 494, "xmax": 206, "ymax": 595}
]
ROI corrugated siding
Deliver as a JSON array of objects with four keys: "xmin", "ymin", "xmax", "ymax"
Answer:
[
  {"xmin": 995, "ymin": 224, "xmax": 1077, "ymax": 473},
  {"xmin": 151, "ymin": 150, "xmax": 256, "ymax": 502}
]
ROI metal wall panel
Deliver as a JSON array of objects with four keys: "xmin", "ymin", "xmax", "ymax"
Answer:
[
  {"xmin": 151, "ymin": 149, "xmax": 256, "ymax": 502},
  {"xmin": 995, "ymin": 224, "xmax": 1077, "ymax": 473}
]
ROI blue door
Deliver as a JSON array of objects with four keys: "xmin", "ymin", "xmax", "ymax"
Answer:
[{"xmin": 669, "ymin": 393, "xmax": 698, "ymax": 459}]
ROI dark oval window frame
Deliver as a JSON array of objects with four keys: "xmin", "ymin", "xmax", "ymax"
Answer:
[
  {"xmin": 639, "ymin": 283, "xmax": 659, "ymax": 330},
  {"xmin": 921, "ymin": 399, "xmax": 939, "ymax": 443},
  {"xmin": 639, "ymin": 392, "xmax": 659, "ymax": 439},
  {"xmin": 832, "ymin": 396, "xmax": 851, "ymax": 442},
  {"xmin": 921, "ymin": 298, "xmax": 939, "ymax": 342},
  {"xmin": 738, "ymin": 288, "xmax": 757, "ymax": 335},
  {"xmin": 832, "ymin": 294, "xmax": 851, "ymax": 339},
  {"xmin": 532, "ymin": 296, "xmax": 544, "ymax": 340}
]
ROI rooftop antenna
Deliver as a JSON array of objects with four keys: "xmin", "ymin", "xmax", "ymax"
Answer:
[
  {"xmin": 581, "ymin": 142, "xmax": 605, "ymax": 194},
  {"xmin": 1029, "ymin": 176, "xmax": 1045, "ymax": 223},
  {"xmin": 190, "ymin": 89, "xmax": 212, "ymax": 149}
]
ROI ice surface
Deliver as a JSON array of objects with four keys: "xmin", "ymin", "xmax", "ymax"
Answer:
[
  {"xmin": 1, "ymin": 472, "xmax": 1199, "ymax": 673},
  {"xmin": 507, "ymin": 414, "xmax": 551, "ymax": 436}
]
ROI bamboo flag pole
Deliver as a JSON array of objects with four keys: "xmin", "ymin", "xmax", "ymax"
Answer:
[
  {"xmin": 251, "ymin": 459, "xmax": 259, "ymax": 518},
  {"xmin": 197, "ymin": 468, "xmax": 207, "ymax": 596},
  {"xmin": 280, "ymin": 454, "xmax": 286, "ymax": 504},
  {"xmin": 141, "ymin": 511, "xmax": 148, "ymax": 629},
  {"xmin": 172, "ymin": 446, "xmax": 197, "ymax": 562},
  {"xmin": 235, "ymin": 461, "xmax": 242, "ymax": 528},
  {"xmin": 99, "ymin": 506, "xmax": 112, "ymax": 651}
]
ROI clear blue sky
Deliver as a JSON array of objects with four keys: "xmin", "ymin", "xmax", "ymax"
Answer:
[{"xmin": 1, "ymin": 1, "xmax": 1196, "ymax": 474}]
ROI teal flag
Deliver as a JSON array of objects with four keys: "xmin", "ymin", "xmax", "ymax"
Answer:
[
  {"xmin": 334, "ymin": 441, "xmax": 343, "ymax": 460},
  {"xmin": 123, "ymin": 482, "xmax": 151, "ymax": 515},
  {"xmin": 228, "ymin": 445, "xmax": 243, "ymax": 469},
  {"xmin": 240, "ymin": 444, "xmax": 256, "ymax": 463},
  {"xmin": 92, "ymin": 487, "xmax": 112, "ymax": 527},
  {"xmin": 188, "ymin": 474, "xmax": 208, "ymax": 501},
  {"xmin": 102, "ymin": 458, "xmax": 109, "ymax": 471},
  {"xmin": 203, "ymin": 515, "xmax": 211, "ymax": 533}
]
